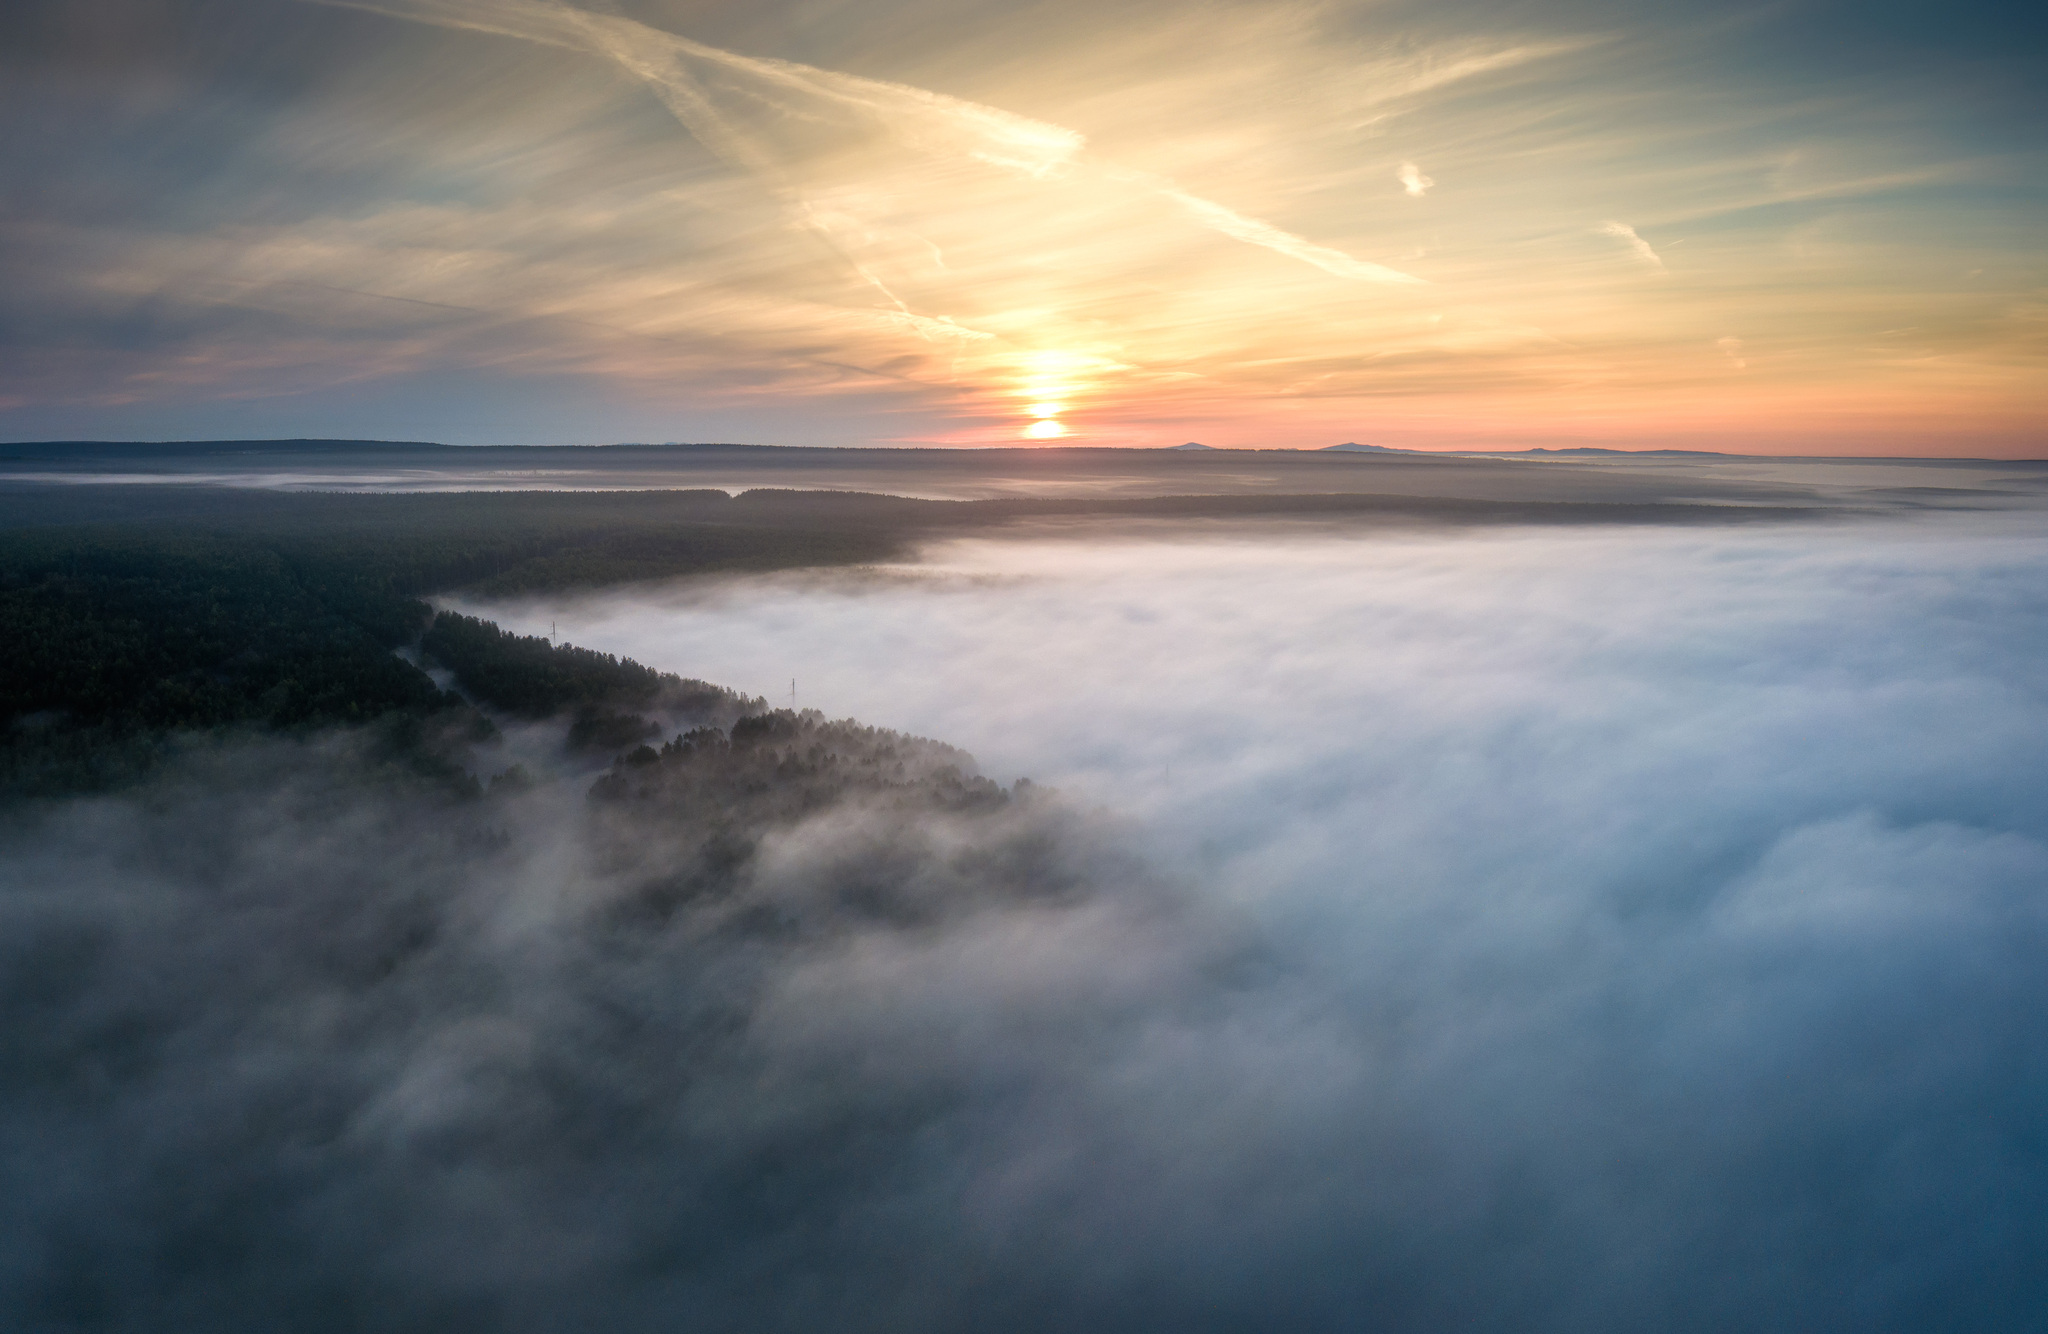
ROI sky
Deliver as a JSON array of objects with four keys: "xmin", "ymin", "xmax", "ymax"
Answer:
[{"xmin": 2, "ymin": 0, "xmax": 2042, "ymax": 453}]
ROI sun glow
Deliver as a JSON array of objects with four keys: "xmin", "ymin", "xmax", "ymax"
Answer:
[
  {"xmin": 14, "ymin": 0, "xmax": 2035, "ymax": 456},
  {"xmin": 1011, "ymin": 350, "xmax": 1116, "ymax": 442}
]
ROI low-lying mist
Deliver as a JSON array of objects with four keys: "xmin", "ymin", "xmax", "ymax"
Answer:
[
  {"xmin": 4, "ymin": 716, "xmax": 1250, "ymax": 1331},
  {"xmin": 465, "ymin": 510, "xmax": 2048, "ymax": 1326},
  {"xmin": 6, "ymin": 509, "xmax": 2048, "ymax": 1329},
  {"xmin": 467, "ymin": 512, "xmax": 2048, "ymax": 863}
]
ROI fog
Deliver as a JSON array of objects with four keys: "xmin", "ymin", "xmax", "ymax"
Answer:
[
  {"xmin": 466, "ymin": 510, "xmax": 2048, "ymax": 1323},
  {"xmin": 7, "ymin": 509, "xmax": 2048, "ymax": 1328},
  {"xmin": 467, "ymin": 512, "xmax": 2048, "ymax": 883}
]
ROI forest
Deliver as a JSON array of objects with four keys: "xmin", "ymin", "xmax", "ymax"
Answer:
[{"xmin": 0, "ymin": 487, "xmax": 906, "ymax": 795}]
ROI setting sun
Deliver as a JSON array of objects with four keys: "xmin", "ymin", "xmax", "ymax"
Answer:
[{"xmin": 9, "ymin": 0, "xmax": 2032, "ymax": 456}]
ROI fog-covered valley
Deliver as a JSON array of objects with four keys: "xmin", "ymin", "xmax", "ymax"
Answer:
[
  {"xmin": 467, "ymin": 512, "xmax": 2048, "ymax": 898},
  {"xmin": 446, "ymin": 508, "xmax": 2046, "ymax": 1327},
  {"xmin": 4, "ymin": 452, "xmax": 2047, "ymax": 1330}
]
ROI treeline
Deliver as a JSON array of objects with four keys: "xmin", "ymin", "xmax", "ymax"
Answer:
[
  {"xmin": 0, "ymin": 487, "xmax": 910, "ymax": 796},
  {"xmin": 420, "ymin": 612, "xmax": 745, "ymax": 753},
  {"xmin": 591, "ymin": 710, "xmax": 997, "ymax": 823},
  {"xmin": 0, "ymin": 487, "xmax": 925, "ymax": 606},
  {"xmin": 587, "ymin": 710, "xmax": 1019, "ymax": 930},
  {"xmin": 422, "ymin": 614, "xmax": 672, "ymax": 716}
]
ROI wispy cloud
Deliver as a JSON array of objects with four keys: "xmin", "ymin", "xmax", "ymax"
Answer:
[
  {"xmin": 1598, "ymin": 220, "xmax": 1665, "ymax": 270},
  {"xmin": 2, "ymin": 0, "xmax": 2037, "ymax": 449},
  {"xmin": 326, "ymin": 0, "xmax": 1420, "ymax": 289},
  {"xmin": 1105, "ymin": 166, "xmax": 1425, "ymax": 284}
]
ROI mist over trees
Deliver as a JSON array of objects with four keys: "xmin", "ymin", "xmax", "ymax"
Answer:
[
  {"xmin": 0, "ymin": 710, "xmax": 1192, "ymax": 1331},
  {"xmin": 0, "ymin": 481, "xmax": 1167, "ymax": 1328},
  {"xmin": 6, "ymin": 470, "xmax": 2047, "ymax": 1330}
]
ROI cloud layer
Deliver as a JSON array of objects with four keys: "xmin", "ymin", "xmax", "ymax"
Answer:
[{"xmin": 6, "ymin": 504, "xmax": 2048, "ymax": 1325}]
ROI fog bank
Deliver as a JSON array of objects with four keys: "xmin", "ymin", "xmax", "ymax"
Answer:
[
  {"xmin": 461, "ymin": 510, "xmax": 2048, "ymax": 1325},
  {"xmin": 6, "ymin": 510, "xmax": 2048, "ymax": 1328}
]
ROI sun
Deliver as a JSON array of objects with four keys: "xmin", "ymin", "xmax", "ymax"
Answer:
[{"xmin": 1014, "ymin": 350, "xmax": 1097, "ymax": 441}]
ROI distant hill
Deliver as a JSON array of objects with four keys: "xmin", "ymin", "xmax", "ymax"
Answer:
[
  {"xmin": 1169, "ymin": 442, "xmax": 1217, "ymax": 451},
  {"xmin": 1317, "ymin": 442, "xmax": 1733, "ymax": 458},
  {"xmin": 1489, "ymin": 447, "xmax": 1730, "ymax": 457},
  {"xmin": 0, "ymin": 438, "xmax": 449, "ymax": 461}
]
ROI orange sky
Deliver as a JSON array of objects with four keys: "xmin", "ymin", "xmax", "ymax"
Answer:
[{"xmin": 3, "ymin": 0, "xmax": 2042, "ymax": 453}]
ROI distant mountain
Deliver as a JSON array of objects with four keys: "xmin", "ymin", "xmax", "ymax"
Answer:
[
  {"xmin": 1321, "ymin": 442, "xmax": 1412, "ymax": 453},
  {"xmin": 1169, "ymin": 442, "xmax": 1217, "ymax": 451}
]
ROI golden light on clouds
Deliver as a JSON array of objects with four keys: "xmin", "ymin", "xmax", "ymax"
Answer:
[{"xmin": 4, "ymin": 0, "xmax": 2038, "ymax": 451}]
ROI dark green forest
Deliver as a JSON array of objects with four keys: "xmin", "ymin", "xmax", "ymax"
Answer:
[{"xmin": 0, "ymin": 487, "xmax": 909, "ymax": 794}]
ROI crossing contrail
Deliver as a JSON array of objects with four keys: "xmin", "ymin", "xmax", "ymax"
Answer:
[{"xmin": 316, "ymin": 0, "xmax": 1424, "ymax": 287}]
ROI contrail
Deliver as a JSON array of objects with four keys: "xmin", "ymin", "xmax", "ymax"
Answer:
[
  {"xmin": 1111, "ymin": 168, "xmax": 1426, "ymax": 285},
  {"xmin": 317, "ymin": 0, "xmax": 1422, "ymax": 286}
]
